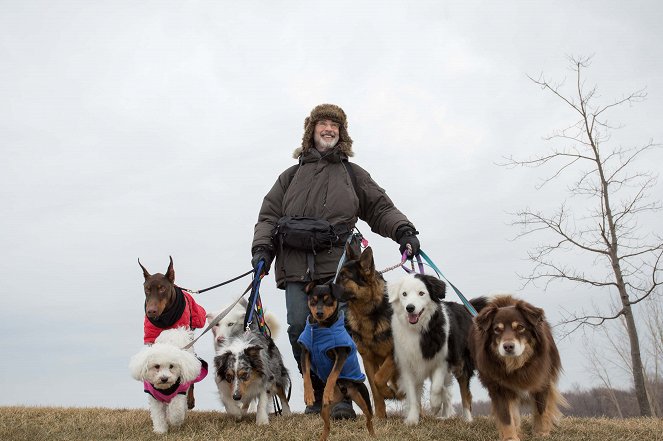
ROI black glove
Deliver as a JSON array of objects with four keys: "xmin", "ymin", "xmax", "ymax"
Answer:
[
  {"xmin": 251, "ymin": 246, "xmax": 274, "ymax": 275},
  {"xmin": 396, "ymin": 226, "xmax": 420, "ymax": 258}
]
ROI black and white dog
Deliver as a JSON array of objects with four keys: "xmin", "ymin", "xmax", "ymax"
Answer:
[
  {"xmin": 388, "ymin": 273, "xmax": 481, "ymax": 425},
  {"xmin": 214, "ymin": 331, "xmax": 291, "ymax": 425}
]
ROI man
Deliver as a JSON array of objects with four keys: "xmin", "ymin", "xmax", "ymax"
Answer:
[{"xmin": 251, "ymin": 103, "xmax": 420, "ymax": 418}]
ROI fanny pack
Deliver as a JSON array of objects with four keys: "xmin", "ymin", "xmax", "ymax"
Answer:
[{"xmin": 272, "ymin": 216, "xmax": 350, "ymax": 252}]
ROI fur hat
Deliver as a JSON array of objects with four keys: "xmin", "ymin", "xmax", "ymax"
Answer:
[{"xmin": 293, "ymin": 104, "xmax": 354, "ymax": 159}]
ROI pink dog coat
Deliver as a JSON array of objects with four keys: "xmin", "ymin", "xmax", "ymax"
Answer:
[{"xmin": 143, "ymin": 359, "xmax": 208, "ymax": 403}]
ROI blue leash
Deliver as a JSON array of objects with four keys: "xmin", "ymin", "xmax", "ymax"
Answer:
[
  {"xmin": 417, "ymin": 249, "xmax": 478, "ymax": 317},
  {"xmin": 244, "ymin": 261, "xmax": 264, "ymax": 332}
]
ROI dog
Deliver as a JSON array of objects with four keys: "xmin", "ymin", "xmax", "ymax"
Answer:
[
  {"xmin": 206, "ymin": 297, "xmax": 281, "ymax": 354},
  {"xmin": 469, "ymin": 295, "xmax": 567, "ymax": 441},
  {"xmin": 335, "ymin": 245, "xmax": 400, "ymax": 419},
  {"xmin": 388, "ymin": 273, "xmax": 482, "ymax": 425},
  {"xmin": 213, "ymin": 330, "xmax": 292, "ymax": 425},
  {"xmin": 138, "ymin": 256, "xmax": 207, "ymax": 409},
  {"xmin": 129, "ymin": 328, "xmax": 207, "ymax": 434},
  {"xmin": 298, "ymin": 282, "xmax": 374, "ymax": 441}
]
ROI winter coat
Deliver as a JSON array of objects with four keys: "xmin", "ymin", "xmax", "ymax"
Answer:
[
  {"xmin": 143, "ymin": 359, "xmax": 208, "ymax": 403},
  {"xmin": 297, "ymin": 312, "xmax": 365, "ymax": 382},
  {"xmin": 143, "ymin": 289, "xmax": 207, "ymax": 344},
  {"xmin": 252, "ymin": 146, "xmax": 414, "ymax": 288}
]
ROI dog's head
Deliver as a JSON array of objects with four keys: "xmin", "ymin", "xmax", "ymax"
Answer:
[
  {"xmin": 304, "ymin": 281, "xmax": 342, "ymax": 326},
  {"xmin": 474, "ymin": 295, "xmax": 544, "ymax": 360},
  {"xmin": 129, "ymin": 342, "xmax": 201, "ymax": 389},
  {"xmin": 138, "ymin": 256, "xmax": 176, "ymax": 320},
  {"xmin": 388, "ymin": 273, "xmax": 446, "ymax": 326},
  {"xmin": 336, "ymin": 246, "xmax": 384, "ymax": 303},
  {"xmin": 206, "ymin": 299, "xmax": 248, "ymax": 352},
  {"xmin": 214, "ymin": 340, "xmax": 264, "ymax": 401}
]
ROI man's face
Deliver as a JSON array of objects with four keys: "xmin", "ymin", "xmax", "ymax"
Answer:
[{"xmin": 313, "ymin": 119, "xmax": 340, "ymax": 152}]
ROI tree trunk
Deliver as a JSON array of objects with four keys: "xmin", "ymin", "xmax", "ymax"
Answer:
[{"xmin": 618, "ymin": 286, "xmax": 652, "ymax": 416}]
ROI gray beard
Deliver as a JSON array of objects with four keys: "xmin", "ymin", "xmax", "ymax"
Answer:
[{"xmin": 314, "ymin": 136, "xmax": 339, "ymax": 153}]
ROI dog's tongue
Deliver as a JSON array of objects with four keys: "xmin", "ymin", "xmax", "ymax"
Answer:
[{"xmin": 408, "ymin": 313, "xmax": 419, "ymax": 324}]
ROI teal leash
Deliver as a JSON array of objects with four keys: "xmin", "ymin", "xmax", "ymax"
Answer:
[{"xmin": 418, "ymin": 249, "xmax": 478, "ymax": 317}]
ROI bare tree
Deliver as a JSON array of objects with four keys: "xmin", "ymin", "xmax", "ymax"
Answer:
[{"xmin": 502, "ymin": 56, "xmax": 662, "ymax": 416}]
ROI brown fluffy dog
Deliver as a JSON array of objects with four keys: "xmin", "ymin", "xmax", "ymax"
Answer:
[
  {"xmin": 336, "ymin": 246, "xmax": 400, "ymax": 419},
  {"xmin": 469, "ymin": 296, "xmax": 567, "ymax": 441},
  {"xmin": 300, "ymin": 282, "xmax": 374, "ymax": 441}
]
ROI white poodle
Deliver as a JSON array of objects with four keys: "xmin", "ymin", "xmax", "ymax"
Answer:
[{"xmin": 129, "ymin": 328, "xmax": 207, "ymax": 434}]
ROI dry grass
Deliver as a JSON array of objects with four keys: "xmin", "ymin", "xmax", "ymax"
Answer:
[{"xmin": 0, "ymin": 406, "xmax": 661, "ymax": 441}]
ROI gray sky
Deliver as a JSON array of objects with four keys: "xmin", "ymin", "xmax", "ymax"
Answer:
[{"xmin": 1, "ymin": 0, "xmax": 662, "ymax": 411}]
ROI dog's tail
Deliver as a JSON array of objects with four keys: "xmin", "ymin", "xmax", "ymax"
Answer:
[
  {"xmin": 265, "ymin": 312, "xmax": 281, "ymax": 338},
  {"xmin": 469, "ymin": 296, "xmax": 489, "ymax": 315},
  {"xmin": 357, "ymin": 381, "xmax": 373, "ymax": 416}
]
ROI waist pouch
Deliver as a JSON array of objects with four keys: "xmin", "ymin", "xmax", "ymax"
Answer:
[{"xmin": 273, "ymin": 216, "xmax": 350, "ymax": 252}]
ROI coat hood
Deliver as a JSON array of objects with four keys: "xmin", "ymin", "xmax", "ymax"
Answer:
[{"xmin": 293, "ymin": 103, "xmax": 354, "ymax": 159}]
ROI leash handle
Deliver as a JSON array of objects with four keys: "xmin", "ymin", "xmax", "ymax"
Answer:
[
  {"xmin": 418, "ymin": 249, "xmax": 478, "ymax": 317},
  {"xmin": 400, "ymin": 245, "xmax": 425, "ymax": 274}
]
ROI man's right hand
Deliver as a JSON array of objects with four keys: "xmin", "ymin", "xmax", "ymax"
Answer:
[{"xmin": 251, "ymin": 246, "xmax": 274, "ymax": 275}]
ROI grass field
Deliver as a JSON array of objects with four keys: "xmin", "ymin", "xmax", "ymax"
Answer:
[{"xmin": 0, "ymin": 406, "xmax": 661, "ymax": 441}]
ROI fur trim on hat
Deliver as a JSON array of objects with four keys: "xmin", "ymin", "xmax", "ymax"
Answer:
[{"xmin": 293, "ymin": 104, "xmax": 354, "ymax": 159}]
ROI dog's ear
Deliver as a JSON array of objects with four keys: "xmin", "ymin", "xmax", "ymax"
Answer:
[
  {"xmin": 416, "ymin": 274, "xmax": 446, "ymax": 302},
  {"xmin": 178, "ymin": 351, "xmax": 202, "ymax": 383},
  {"xmin": 387, "ymin": 277, "xmax": 403, "ymax": 304},
  {"xmin": 129, "ymin": 348, "xmax": 151, "ymax": 381},
  {"xmin": 214, "ymin": 351, "xmax": 232, "ymax": 379},
  {"xmin": 359, "ymin": 246, "xmax": 375, "ymax": 275},
  {"xmin": 516, "ymin": 300, "xmax": 545, "ymax": 337},
  {"xmin": 304, "ymin": 281, "xmax": 316, "ymax": 294},
  {"xmin": 346, "ymin": 242, "xmax": 359, "ymax": 261},
  {"xmin": 474, "ymin": 303, "xmax": 498, "ymax": 334},
  {"xmin": 244, "ymin": 345, "xmax": 263, "ymax": 362},
  {"xmin": 138, "ymin": 258, "xmax": 150, "ymax": 280},
  {"xmin": 165, "ymin": 256, "xmax": 175, "ymax": 283},
  {"xmin": 206, "ymin": 311, "xmax": 217, "ymax": 323}
]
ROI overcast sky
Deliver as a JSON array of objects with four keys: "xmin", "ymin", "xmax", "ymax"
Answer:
[{"xmin": 1, "ymin": 1, "xmax": 662, "ymax": 412}]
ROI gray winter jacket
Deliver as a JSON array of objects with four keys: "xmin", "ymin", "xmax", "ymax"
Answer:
[{"xmin": 252, "ymin": 146, "xmax": 414, "ymax": 289}]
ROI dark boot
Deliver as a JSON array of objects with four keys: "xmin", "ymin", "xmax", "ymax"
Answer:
[{"xmin": 330, "ymin": 397, "xmax": 356, "ymax": 420}]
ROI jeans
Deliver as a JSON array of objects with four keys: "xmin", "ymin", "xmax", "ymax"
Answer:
[{"xmin": 285, "ymin": 282, "xmax": 310, "ymax": 373}]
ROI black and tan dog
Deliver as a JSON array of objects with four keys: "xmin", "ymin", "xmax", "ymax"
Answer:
[
  {"xmin": 298, "ymin": 282, "xmax": 374, "ymax": 441},
  {"xmin": 138, "ymin": 256, "xmax": 207, "ymax": 409},
  {"xmin": 335, "ymin": 246, "xmax": 400, "ymax": 418}
]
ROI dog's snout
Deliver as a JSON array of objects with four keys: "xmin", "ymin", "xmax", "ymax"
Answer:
[
  {"xmin": 232, "ymin": 392, "xmax": 242, "ymax": 401},
  {"xmin": 406, "ymin": 304, "xmax": 415, "ymax": 313},
  {"xmin": 502, "ymin": 342, "xmax": 515, "ymax": 354},
  {"xmin": 316, "ymin": 311, "xmax": 324, "ymax": 319},
  {"xmin": 159, "ymin": 376, "xmax": 169, "ymax": 383}
]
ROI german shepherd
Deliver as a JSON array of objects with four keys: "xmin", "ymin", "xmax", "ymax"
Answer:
[
  {"xmin": 335, "ymin": 246, "xmax": 400, "ymax": 418},
  {"xmin": 300, "ymin": 282, "xmax": 374, "ymax": 441}
]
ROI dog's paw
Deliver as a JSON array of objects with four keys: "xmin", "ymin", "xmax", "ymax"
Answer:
[
  {"xmin": 153, "ymin": 424, "xmax": 168, "ymax": 434},
  {"xmin": 404, "ymin": 414, "xmax": 419, "ymax": 426},
  {"xmin": 256, "ymin": 414, "xmax": 269, "ymax": 425},
  {"xmin": 304, "ymin": 391, "xmax": 315, "ymax": 406}
]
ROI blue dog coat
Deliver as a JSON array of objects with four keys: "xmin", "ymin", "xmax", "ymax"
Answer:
[{"xmin": 297, "ymin": 311, "xmax": 365, "ymax": 382}]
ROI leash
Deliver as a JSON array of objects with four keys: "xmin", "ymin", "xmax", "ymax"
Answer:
[
  {"xmin": 179, "ymin": 269, "xmax": 253, "ymax": 295},
  {"xmin": 332, "ymin": 232, "xmax": 362, "ymax": 284},
  {"xmin": 244, "ymin": 261, "xmax": 269, "ymax": 337},
  {"xmin": 377, "ymin": 245, "xmax": 477, "ymax": 317},
  {"xmin": 417, "ymin": 249, "xmax": 478, "ymax": 317},
  {"xmin": 181, "ymin": 282, "xmax": 253, "ymax": 350}
]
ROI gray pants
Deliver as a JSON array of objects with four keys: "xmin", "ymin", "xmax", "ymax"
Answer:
[{"xmin": 285, "ymin": 282, "xmax": 311, "ymax": 373}]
